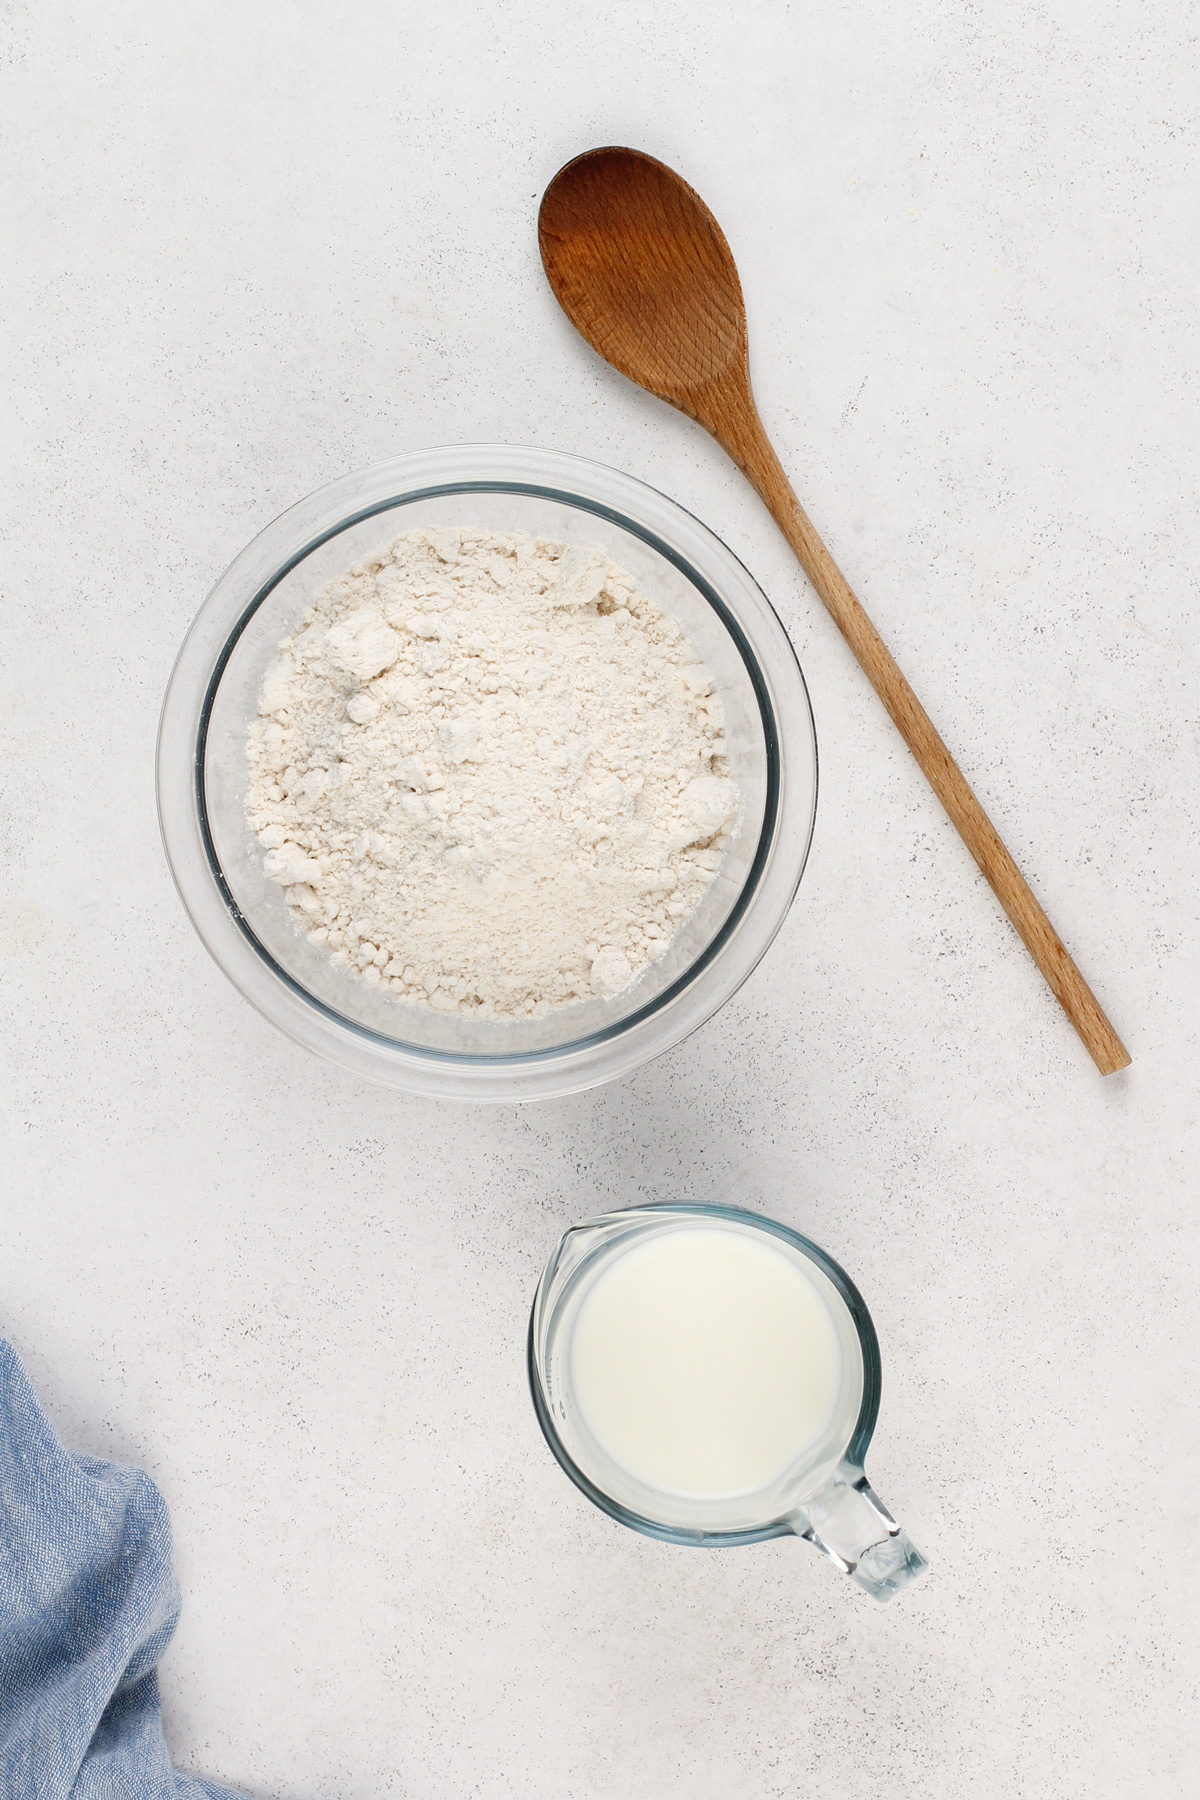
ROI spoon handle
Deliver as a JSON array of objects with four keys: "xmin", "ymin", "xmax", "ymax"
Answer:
[{"xmin": 713, "ymin": 393, "xmax": 1129, "ymax": 1075}]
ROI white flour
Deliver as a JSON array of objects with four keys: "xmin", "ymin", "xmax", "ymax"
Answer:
[{"xmin": 245, "ymin": 528, "xmax": 739, "ymax": 1017}]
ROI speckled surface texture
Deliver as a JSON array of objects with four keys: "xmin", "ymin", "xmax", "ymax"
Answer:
[{"xmin": 3, "ymin": 3, "xmax": 1198, "ymax": 1795}]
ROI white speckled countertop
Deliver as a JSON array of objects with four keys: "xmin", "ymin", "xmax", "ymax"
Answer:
[{"xmin": 3, "ymin": 3, "xmax": 1198, "ymax": 1795}]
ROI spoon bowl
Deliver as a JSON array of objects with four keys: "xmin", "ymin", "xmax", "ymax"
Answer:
[{"xmin": 538, "ymin": 147, "xmax": 749, "ymax": 424}]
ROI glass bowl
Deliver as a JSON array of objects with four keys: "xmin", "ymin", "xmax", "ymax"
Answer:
[{"xmin": 157, "ymin": 446, "xmax": 817, "ymax": 1100}]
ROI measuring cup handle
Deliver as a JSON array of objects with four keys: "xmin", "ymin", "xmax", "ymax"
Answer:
[{"xmin": 792, "ymin": 1462, "xmax": 927, "ymax": 1602}]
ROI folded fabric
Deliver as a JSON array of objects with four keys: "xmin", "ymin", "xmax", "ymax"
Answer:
[{"xmin": 0, "ymin": 1338, "xmax": 247, "ymax": 1799}]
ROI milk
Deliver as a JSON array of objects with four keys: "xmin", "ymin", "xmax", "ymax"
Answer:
[{"xmin": 568, "ymin": 1224, "xmax": 844, "ymax": 1499}]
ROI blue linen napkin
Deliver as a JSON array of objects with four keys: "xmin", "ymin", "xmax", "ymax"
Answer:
[{"xmin": 0, "ymin": 1338, "xmax": 248, "ymax": 1799}]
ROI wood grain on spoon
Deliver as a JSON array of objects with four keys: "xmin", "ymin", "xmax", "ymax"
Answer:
[{"xmin": 539, "ymin": 146, "xmax": 1130, "ymax": 1075}]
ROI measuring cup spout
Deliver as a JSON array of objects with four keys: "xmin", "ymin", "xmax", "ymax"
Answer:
[{"xmin": 789, "ymin": 1463, "xmax": 927, "ymax": 1602}]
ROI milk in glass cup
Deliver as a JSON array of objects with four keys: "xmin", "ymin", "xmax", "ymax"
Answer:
[{"xmin": 528, "ymin": 1203, "xmax": 926, "ymax": 1601}]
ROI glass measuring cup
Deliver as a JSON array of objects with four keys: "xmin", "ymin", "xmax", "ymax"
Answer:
[{"xmin": 528, "ymin": 1203, "xmax": 926, "ymax": 1601}]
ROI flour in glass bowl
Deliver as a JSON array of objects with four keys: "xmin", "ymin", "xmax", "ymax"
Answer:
[{"xmin": 245, "ymin": 528, "xmax": 740, "ymax": 1018}]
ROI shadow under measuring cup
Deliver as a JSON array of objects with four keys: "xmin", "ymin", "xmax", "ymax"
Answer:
[{"xmin": 528, "ymin": 1203, "xmax": 926, "ymax": 1601}]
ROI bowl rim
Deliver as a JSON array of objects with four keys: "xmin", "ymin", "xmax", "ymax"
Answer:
[{"xmin": 157, "ymin": 444, "xmax": 817, "ymax": 1100}]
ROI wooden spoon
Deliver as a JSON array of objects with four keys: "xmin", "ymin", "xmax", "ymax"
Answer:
[{"xmin": 539, "ymin": 146, "xmax": 1129, "ymax": 1075}]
